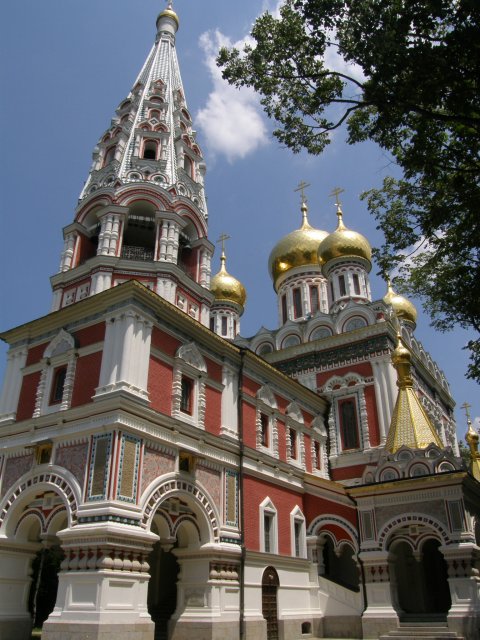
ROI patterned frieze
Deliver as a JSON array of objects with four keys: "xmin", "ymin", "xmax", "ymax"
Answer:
[
  {"xmin": 1, "ymin": 454, "xmax": 34, "ymax": 497},
  {"xmin": 55, "ymin": 442, "xmax": 89, "ymax": 490},
  {"xmin": 196, "ymin": 463, "xmax": 221, "ymax": 511},
  {"xmin": 140, "ymin": 446, "xmax": 176, "ymax": 495}
]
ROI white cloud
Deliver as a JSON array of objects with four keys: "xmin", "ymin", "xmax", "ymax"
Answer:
[
  {"xmin": 474, "ymin": 416, "xmax": 480, "ymax": 432},
  {"xmin": 196, "ymin": 30, "xmax": 268, "ymax": 163}
]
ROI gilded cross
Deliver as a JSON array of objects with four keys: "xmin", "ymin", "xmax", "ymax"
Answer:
[
  {"xmin": 294, "ymin": 181, "xmax": 311, "ymax": 204},
  {"xmin": 461, "ymin": 401, "xmax": 472, "ymax": 424},
  {"xmin": 217, "ymin": 233, "xmax": 231, "ymax": 254},
  {"xmin": 329, "ymin": 186, "xmax": 345, "ymax": 207}
]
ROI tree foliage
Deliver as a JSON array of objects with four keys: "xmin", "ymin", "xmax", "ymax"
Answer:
[{"xmin": 218, "ymin": 0, "xmax": 480, "ymax": 381}]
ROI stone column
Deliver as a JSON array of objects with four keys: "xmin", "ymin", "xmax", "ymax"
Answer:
[
  {"xmin": 59, "ymin": 232, "xmax": 77, "ymax": 272},
  {"xmin": 0, "ymin": 540, "xmax": 40, "ymax": 640},
  {"xmin": 360, "ymin": 550, "xmax": 398, "ymax": 639},
  {"xmin": 441, "ymin": 544, "xmax": 480, "ymax": 639},
  {"xmin": 42, "ymin": 524, "xmax": 158, "ymax": 640}
]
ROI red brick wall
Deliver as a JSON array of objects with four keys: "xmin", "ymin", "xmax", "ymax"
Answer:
[
  {"xmin": 243, "ymin": 475, "xmax": 304, "ymax": 554},
  {"xmin": 25, "ymin": 343, "xmax": 47, "ymax": 367},
  {"xmin": 331, "ymin": 463, "xmax": 367, "ymax": 482},
  {"xmin": 303, "ymin": 493, "xmax": 357, "ymax": 530},
  {"xmin": 242, "ymin": 402, "xmax": 257, "ymax": 449},
  {"xmin": 277, "ymin": 420, "xmax": 287, "ymax": 461},
  {"xmin": 206, "ymin": 358, "xmax": 222, "ymax": 384},
  {"xmin": 71, "ymin": 352, "xmax": 102, "ymax": 406},
  {"xmin": 74, "ymin": 323, "xmax": 105, "ymax": 348},
  {"xmin": 151, "ymin": 327, "xmax": 181, "ymax": 358},
  {"xmin": 148, "ymin": 356, "xmax": 173, "ymax": 415},
  {"xmin": 242, "ymin": 376, "xmax": 260, "ymax": 396},
  {"xmin": 205, "ymin": 386, "xmax": 221, "ymax": 436},
  {"xmin": 16, "ymin": 371, "xmax": 41, "ymax": 420}
]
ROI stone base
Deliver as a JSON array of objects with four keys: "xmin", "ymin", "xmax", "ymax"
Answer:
[
  {"xmin": 0, "ymin": 617, "xmax": 32, "ymax": 640},
  {"xmin": 169, "ymin": 619, "xmax": 240, "ymax": 640},
  {"xmin": 323, "ymin": 615, "xmax": 362, "ymax": 638},
  {"xmin": 447, "ymin": 613, "xmax": 480, "ymax": 640},
  {"xmin": 41, "ymin": 622, "xmax": 154, "ymax": 640},
  {"xmin": 362, "ymin": 615, "xmax": 399, "ymax": 639}
]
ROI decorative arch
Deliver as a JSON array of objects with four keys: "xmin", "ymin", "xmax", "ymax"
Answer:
[
  {"xmin": 307, "ymin": 515, "xmax": 359, "ymax": 552},
  {"xmin": 322, "ymin": 372, "xmax": 365, "ymax": 393},
  {"xmin": 256, "ymin": 384, "xmax": 277, "ymax": 409},
  {"xmin": 43, "ymin": 329, "xmax": 76, "ymax": 359},
  {"xmin": 176, "ymin": 342, "xmax": 207, "ymax": 373},
  {"xmin": 141, "ymin": 477, "xmax": 220, "ymax": 543},
  {"xmin": 286, "ymin": 401, "xmax": 304, "ymax": 424},
  {"xmin": 378, "ymin": 513, "xmax": 451, "ymax": 551},
  {"xmin": 0, "ymin": 467, "xmax": 81, "ymax": 536}
]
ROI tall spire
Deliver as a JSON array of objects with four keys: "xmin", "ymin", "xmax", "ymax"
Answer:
[
  {"xmin": 80, "ymin": 3, "xmax": 207, "ymax": 219},
  {"xmin": 51, "ymin": 6, "xmax": 214, "ymax": 325},
  {"xmin": 385, "ymin": 328, "xmax": 443, "ymax": 453}
]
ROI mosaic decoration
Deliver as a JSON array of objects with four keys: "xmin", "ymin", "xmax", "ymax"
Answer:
[
  {"xmin": 196, "ymin": 464, "xmax": 221, "ymax": 509},
  {"xmin": 87, "ymin": 433, "xmax": 112, "ymax": 501},
  {"xmin": 2, "ymin": 454, "xmax": 34, "ymax": 496},
  {"xmin": 277, "ymin": 334, "xmax": 391, "ymax": 376},
  {"xmin": 117, "ymin": 434, "xmax": 141, "ymax": 503},
  {"xmin": 55, "ymin": 442, "xmax": 89, "ymax": 489},
  {"xmin": 225, "ymin": 470, "xmax": 239, "ymax": 527},
  {"xmin": 140, "ymin": 447, "xmax": 175, "ymax": 495}
]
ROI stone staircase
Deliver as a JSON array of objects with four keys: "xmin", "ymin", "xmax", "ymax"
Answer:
[{"xmin": 380, "ymin": 620, "xmax": 463, "ymax": 640}]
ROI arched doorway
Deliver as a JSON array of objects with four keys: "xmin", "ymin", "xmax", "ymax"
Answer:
[
  {"xmin": 262, "ymin": 566, "xmax": 279, "ymax": 640},
  {"xmin": 320, "ymin": 535, "xmax": 359, "ymax": 591},
  {"xmin": 390, "ymin": 537, "xmax": 451, "ymax": 620}
]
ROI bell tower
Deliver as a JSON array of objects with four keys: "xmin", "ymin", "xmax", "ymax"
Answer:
[{"xmin": 51, "ymin": 2, "xmax": 214, "ymax": 326}]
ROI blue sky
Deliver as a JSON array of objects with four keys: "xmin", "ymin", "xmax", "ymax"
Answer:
[{"xmin": 0, "ymin": 1, "xmax": 478, "ymax": 438}]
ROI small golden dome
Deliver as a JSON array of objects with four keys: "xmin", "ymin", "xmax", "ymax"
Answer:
[
  {"xmin": 157, "ymin": 2, "xmax": 179, "ymax": 30},
  {"xmin": 211, "ymin": 252, "xmax": 246, "ymax": 308},
  {"xmin": 268, "ymin": 202, "xmax": 328, "ymax": 292},
  {"xmin": 383, "ymin": 281, "xmax": 417, "ymax": 324},
  {"xmin": 318, "ymin": 207, "xmax": 371, "ymax": 268}
]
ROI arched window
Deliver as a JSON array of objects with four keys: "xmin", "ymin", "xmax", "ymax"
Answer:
[
  {"xmin": 103, "ymin": 145, "xmax": 116, "ymax": 166},
  {"xmin": 339, "ymin": 398, "xmax": 359, "ymax": 450},
  {"xmin": 142, "ymin": 140, "xmax": 158, "ymax": 160},
  {"xmin": 183, "ymin": 155, "xmax": 193, "ymax": 178},
  {"xmin": 282, "ymin": 335, "xmax": 300, "ymax": 349},
  {"xmin": 310, "ymin": 326, "xmax": 332, "ymax": 341},
  {"xmin": 344, "ymin": 317, "xmax": 367, "ymax": 332}
]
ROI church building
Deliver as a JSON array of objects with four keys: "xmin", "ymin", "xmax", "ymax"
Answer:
[{"xmin": 0, "ymin": 4, "xmax": 479, "ymax": 640}]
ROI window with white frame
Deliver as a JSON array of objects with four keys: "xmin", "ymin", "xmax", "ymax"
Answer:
[
  {"xmin": 286, "ymin": 401, "xmax": 305, "ymax": 466},
  {"xmin": 33, "ymin": 329, "xmax": 77, "ymax": 418},
  {"xmin": 172, "ymin": 342, "xmax": 207, "ymax": 428},
  {"xmin": 256, "ymin": 385, "xmax": 278, "ymax": 455},
  {"xmin": 290, "ymin": 506, "xmax": 307, "ymax": 558},
  {"xmin": 260, "ymin": 498, "xmax": 278, "ymax": 554}
]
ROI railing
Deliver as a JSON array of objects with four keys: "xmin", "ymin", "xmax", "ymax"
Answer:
[{"xmin": 121, "ymin": 245, "xmax": 154, "ymax": 262}]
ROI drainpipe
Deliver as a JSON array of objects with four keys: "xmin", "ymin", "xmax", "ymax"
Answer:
[
  {"xmin": 238, "ymin": 348, "xmax": 246, "ymax": 640},
  {"xmin": 348, "ymin": 492, "xmax": 368, "ymax": 614}
]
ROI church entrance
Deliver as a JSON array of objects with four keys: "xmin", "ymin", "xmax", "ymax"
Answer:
[
  {"xmin": 262, "ymin": 566, "xmax": 279, "ymax": 640},
  {"xmin": 391, "ymin": 538, "xmax": 451, "ymax": 620},
  {"xmin": 28, "ymin": 544, "xmax": 64, "ymax": 630},
  {"xmin": 148, "ymin": 541, "xmax": 180, "ymax": 640}
]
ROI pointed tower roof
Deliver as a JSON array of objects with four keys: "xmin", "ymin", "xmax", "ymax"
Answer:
[
  {"xmin": 80, "ymin": 1, "xmax": 207, "ymax": 219},
  {"xmin": 385, "ymin": 334, "xmax": 443, "ymax": 453}
]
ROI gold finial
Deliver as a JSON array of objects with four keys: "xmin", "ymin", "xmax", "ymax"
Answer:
[
  {"xmin": 461, "ymin": 401, "xmax": 472, "ymax": 425},
  {"xmin": 329, "ymin": 186, "xmax": 345, "ymax": 229},
  {"xmin": 294, "ymin": 180, "xmax": 310, "ymax": 204},
  {"xmin": 217, "ymin": 233, "xmax": 230, "ymax": 267}
]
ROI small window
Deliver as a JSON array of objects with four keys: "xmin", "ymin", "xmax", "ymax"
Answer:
[
  {"xmin": 180, "ymin": 377, "xmax": 193, "ymax": 414},
  {"xmin": 353, "ymin": 273, "xmax": 361, "ymax": 295},
  {"xmin": 330, "ymin": 281, "xmax": 335, "ymax": 302},
  {"xmin": 339, "ymin": 399, "xmax": 359, "ymax": 450},
  {"xmin": 283, "ymin": 335, "xmax": 300, "ymax": 349},
  {"xmin": 339, "ymin": 275, "xmax": 346, "ymax": 297},
  {"xmin": 294, "ymin": 520, "xmax": 302, "ymax": 557},
  {"xmin": 103, "ymin": 145, "xmax": 116, "ymax": 166},
  {"xmin": 281, "ymin": 294, "xmax": 288, "ymax": 324},
  {"xmin": 344, "ymin": 317, "xmax": 367, "ymax": 332},
  {"xmin": 221, "ymin": 316, "xmax": 228, "ymax": 336},
  {"xmin": 36, "ymin": 443, "xmax": 53, "ymax": 465},
  {"xmin": 289, "ymin": 428, "xmax": 297, "ymax": 459},
  {"xmin": 184, "ymin": 155, "xmax": 194, "ymax": 177},
  {"xmin": 50, "ymin": 367, "xmax": 67, "ymax": 405},
  {"xmin": 314, "ymin": 441, "xmax": 321, "ymax": 470},
  {"xmin": 209, "ymin": 317, "xmax": 215, "ymax": 331},
  {"xmin": 293, "ymin": 288, "xmax": 302, "ymax": 318},
  {"xmin": 260, "ymin": 413, "xmax": 269, "ymax": 447},
  {"xmin": 264, "ymin": 512, "xmax": 274, "ymax": 553},
  {"xmin": 310, "ymin": 285, "xmax": 319, "ymax": 313},
  {"xmin": 143, "ymin": 140, "xmax": 158, "ymax": 160}
]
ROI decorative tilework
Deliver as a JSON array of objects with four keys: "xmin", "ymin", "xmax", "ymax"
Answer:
[
  {"xmin": 196, "ymin": 464, "xmax": 221, "ymax": 510},
  {"xmin": 2, "ymin": 454, "xmax": 34, "ymax": 496},
  {"xmin": 140, "ymin": 447, "xmax": 175, "ymax": 495},
  {"xmin": 55, "ymin": 443, "xmax": 89, "ymax": 489},
  {"xmin": 87, "ymin": 433, "xmax": 112, "ymax": 500},
  {"xmin": 225, "ymin": 470, "xmax": 239, "ymax": 527},
  {"xmin": 117, "ymin": 434, "xmax": 141, "ymax": 503}
]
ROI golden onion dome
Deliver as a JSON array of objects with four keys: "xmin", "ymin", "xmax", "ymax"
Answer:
[
  {"xmin": 210, "ymin": 252, "xmax": 246, "ymax": 308},
  {"xmin": 157, "ymin": 1, "xmax": 179, "ymax": 30},
  {"xmin": 318, "ymin": 206, "xmax": 372, "ymax": 268},
  {"xmin": 383, "ymin": 281, "xmax": 417, "ymax": 324},
  {"xmin": 268, "ymin": 202, "xmax": 328, "ymax": 292}
]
